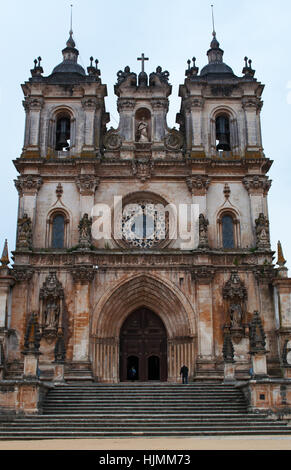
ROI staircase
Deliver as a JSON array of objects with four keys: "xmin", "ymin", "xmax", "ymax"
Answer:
[{"xmin": 0, "ymin": 382, "xmax": 290, "ymax": 439}]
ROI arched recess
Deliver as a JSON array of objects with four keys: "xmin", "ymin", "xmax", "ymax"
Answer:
[
  {"xmin": 210, "ymin": 106, "xmax": 239, "ymax": 155},
  {"xmin": 91, "ymin": 273, "xmax": 196, "ymax": 382},
  {"xmin": 217, "ymin": 208, "xmax": 241, "ymax": 249},
  {"xmin": 45, "ymin": 208, "xmax": 71, "ymax": 249},
  {"xmin": 47, "ymin": 106, "xmax": 76, "ymax": 154}
]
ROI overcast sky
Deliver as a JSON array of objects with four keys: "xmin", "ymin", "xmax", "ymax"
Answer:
[{"xmin": 0, "ymin": 0, "xmax": 290, "ymax": 269}]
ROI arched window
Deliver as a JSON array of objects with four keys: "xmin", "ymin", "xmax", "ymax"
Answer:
[
  {"xmin": 222, "ymin": 215, "xmax": 235, "ymax": 249},
  {"xmin": 51, "ymin": 214, "xmax": 65, "ymax": 249},
  {"xmin": 216, "ymin": 114, "xmax": 231, "ymax": 151},
  {"xmin": 55, "ymin": 115, "xmax": 71, "ymax": 151},
  {"xmin": 217, "ymin": 211, "xmax": 240, "ymax": 249}
]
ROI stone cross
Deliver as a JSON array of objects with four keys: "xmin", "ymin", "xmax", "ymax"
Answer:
[{"xmin": 137, "ymin": 53, "xmax": 149, "ymax": 73}]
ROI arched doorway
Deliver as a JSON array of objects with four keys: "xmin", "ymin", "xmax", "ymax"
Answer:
[{"xmin": 120, "ymin": 308, "xmax": 167, "ymax": 381}]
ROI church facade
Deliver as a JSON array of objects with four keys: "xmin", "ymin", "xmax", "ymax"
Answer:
[{"xmin": 1, "ymin": 28, "xmax": 291, "ymax": 407}]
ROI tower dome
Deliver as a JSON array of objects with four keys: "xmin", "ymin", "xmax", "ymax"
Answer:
[
  {"xmin": 51, "ymin": 31, "xmax": 86, "ymax": 77},
  {"xmin": 200, "ymin": 33, "xmax": 235, "ymax": 78}
]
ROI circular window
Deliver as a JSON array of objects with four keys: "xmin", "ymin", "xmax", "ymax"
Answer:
[
  {"xmin": 114, "ymin": 192, "xmax": 171, "ymax": 250},
  {"xmin": 122, "ymin": 201, "xmax": 168, "ymax": 249}
]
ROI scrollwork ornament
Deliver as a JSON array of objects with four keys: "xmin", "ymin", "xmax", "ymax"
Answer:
[
  {"xmin": 164, "ymin": 129, "xmax": 184, "ymax": 150},
  {"xmin": 103, "ymin": 128, "xmax": 122, "ymax": 150}
]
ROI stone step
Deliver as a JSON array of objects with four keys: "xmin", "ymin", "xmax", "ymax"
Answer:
[
  {"xmin": 0, "ymin": 428, "xmax": 291, "ymax": 439},
  {"xmin": 0, "ymin": 416, "xmax": 275, "ymax": 424},
  {"xmin": 2, "ymin": 382, "xmax": 289, "ymax": 440}
]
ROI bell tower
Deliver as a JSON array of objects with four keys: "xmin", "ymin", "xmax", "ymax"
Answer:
[
  {"xmin": 21, "ymin": 30, "xmax": 109, "ymax": 159},
  {"xmin": 178, "ymin": 32, "xmax": 264, "ymax": 159}
]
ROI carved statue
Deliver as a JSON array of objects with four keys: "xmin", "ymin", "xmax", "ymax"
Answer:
[
  {"xmin": 230, "ymin": 304, "xmax": 243, "ymax": 329},
  {"xmin": 39, "ymin": 272, "xmax": 64, "ymax": 340},
  {"xmin": 44, "ymin": 300, "xmax": 60, "ymax": 329},
  {"xmin": 198, "ymin": 214, "xmax": 209, "ymax": 248},
  {"xmin": 78, "ymin": 213, "xmax": 92, "ymax": 249},
  {"xmin": 137, "ymin": 118, "xmax": 149, "ymax": 142},
  {"xmin": 255, "ymin": 213, "xmax": 270, "ymax": 249},
  {"xmin": 17, "ymin": 213, "xmax": 32, "ymax": 249}
]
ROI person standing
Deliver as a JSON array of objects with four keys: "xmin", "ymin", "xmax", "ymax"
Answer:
[{"xmin": 180, "ymin": 365, "xmax": 189, "ymax": 384}]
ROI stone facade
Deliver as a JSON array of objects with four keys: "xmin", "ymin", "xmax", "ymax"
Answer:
[{"xmin": 1, "ymin": 30, "xmax": 291, "ymax": 413}]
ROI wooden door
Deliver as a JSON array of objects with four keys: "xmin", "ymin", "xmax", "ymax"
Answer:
[{"xmin": 120, "ymin": 308, "xmax": 167, "ymax": 381}]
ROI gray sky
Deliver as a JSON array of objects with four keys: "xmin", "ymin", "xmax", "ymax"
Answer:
[{"xmin": 0, "ymin": 0, "xmax": 290, "ymax": 269}]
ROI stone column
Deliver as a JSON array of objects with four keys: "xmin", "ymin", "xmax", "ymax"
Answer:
[
  {"xmin": 243, "ymin": 176, "xmax": 272, "ymax": 244},
  {"xmin": 273, "ymin": 271, "xmax": 291, "ymax": 377},
  {"xmin": 167, "ymin": 337, "xmax": 196, "ymax": 382},
  {"xmin": 71, "ymin": 266, "xmax": 96, "ymax": 364},
  {"xmin": 82, "ymin": 98, "xmax": 101, "ymax": 154},
  {"xmin": 23, "ymin": 97, "xmax": 44, "ymax": 154},
  {"xmin": 242, "ymin": 97, "xmax": 263, "ymax": 155},
  {"xmin": 14, "ymin": 175, "xmax": 43, "ymax": 243},
  {"xmin": 193, "ymin": 268, "xmax": 215, "ymax": 372},
  {"xmin": 190, "ymin": 97, "xmax": 204, "ymax": 155},
  {"xmin": 186, "ymin": 175, "xmax": 211, "ymax": 250},
  {"xmin": 92, "ymin": 337, "xmax": 119, "ymax": 383},
  {"xmin": 75, "ymin": 174, "xmax": 100, "ymax": 219},
  {"xmin": 0, "ymin": 244, "xmax": 15, "ymax": 379},
  {"xmin": 117, "ymin": 99, "xmax": 135, "ymax": 143}
]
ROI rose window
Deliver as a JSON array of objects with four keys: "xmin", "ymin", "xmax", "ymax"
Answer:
[{"xmin": 121, "ymin": 201, "xmax": 168, "ymax": 249}]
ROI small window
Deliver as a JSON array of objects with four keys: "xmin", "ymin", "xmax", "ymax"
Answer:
[
  {"xmin": 52, "ymin": 214, "xmax": 65, "ymax": 249},
  {"xmin": 222, "ymin": 215, "xmax": 235, "ymax": 249},
  {"xmin": 216, "ymin": 115, "xmax": 231, "ymax": 151},
  {"xmin": 55, "ymin": 116, "xmax": 70, "ymax": 151}
]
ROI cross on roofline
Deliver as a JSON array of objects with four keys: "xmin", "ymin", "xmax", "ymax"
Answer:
[{"xmin": 137, "ymin": 53, "xmax": 149, "ymax": 73}]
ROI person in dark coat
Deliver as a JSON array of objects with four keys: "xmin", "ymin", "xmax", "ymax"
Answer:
[
  {"xmin": 180, "ymin": 365, "xmax": 188, "ymax": 384},
  {"xmin": 129, "ymin": 366, "xmax": 137, "ymax": 381}
]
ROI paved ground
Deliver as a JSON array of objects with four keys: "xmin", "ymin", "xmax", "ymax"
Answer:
[{"xmin": 0, "ymin": 436, "xmax": 290, "ymax": 450}]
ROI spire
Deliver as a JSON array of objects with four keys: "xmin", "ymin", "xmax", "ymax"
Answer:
[
  {"xmin": 277, "ymin": 240, "xmax": 286, "ymax": 267},
  {"xmin": 0, "ymin": 239, "xmax": 9, "ymax": 267},
  {"xmin": 199, "ymin": 5, "xmax": 234, "ymax": 77},
  {"xmin": 66, "ymin": 4, "xmax": 75, "ymax": 48},
  {"xmin": 51, "ymin": 5, "xmax": 86, "ymax": 77}
]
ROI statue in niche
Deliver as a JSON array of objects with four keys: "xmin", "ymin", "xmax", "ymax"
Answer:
[
  {"xmin": 17, "ymin": 213, "xmax": 32, "ymax": 249},
  {"xmin": 78, "ymin": 213, "xmax": 92, "ymax": 249},
  {"xmin": 198, "ymin": 214, "xmax": 209, "ymax": 248},
  {"xmin": 255, "ymin": 213, "xmax": 270, "ymax": 248},
  {"xmin": 230, "ymin": 304, "xmax": 243, "ymax": 329},
  {"xmin": 137, "ymin": 117, "xmax": 149, "ymax": 142},
  {"xmin": 39, "ymin": 272, "xmax": 64, "ymax": 341},
  {"xmin": 44, "ymin": 299, "xmax": 60, "ymax": 329}
]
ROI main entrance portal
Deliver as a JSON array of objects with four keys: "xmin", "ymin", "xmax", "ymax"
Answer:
[{"xmin": 120, "ymin": 308, "xmax": 167, "ymax": 381}]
